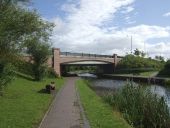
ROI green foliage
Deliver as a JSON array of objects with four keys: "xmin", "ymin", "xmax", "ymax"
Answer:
[
  {"xmin": 158, "ymin": 60, "xmax": 170, "ymax": 77},
  {"xmin": 76, "ymin": 80, "xmax": 131, "ymax": 128},
  {"xmin": 26, "ymin": 40, "xmax": 51, "ymax": 81},
  {"xmin": 133, "ymin": 48, "xmax": 146, "ymax": 57},
  {"xmin": 165, "ymin": 79, "xmax": 170, "ymax": 86},
  {"xmin": 0, "ymin": 0, "xmax": 29, "ymax": 5},
  {"xmin": 104, "ymin": 83, "xmax": 170, "ymax": 128},
  {"xmin": 15, "ymin": 60, "xmax": 34, "ymax": 76},
  {"xmin": 116, "ymin": 55, "xmax": 164, "ymax": 74},
  {"xmin": 155, "ymin": 55, "xmax": 165, "ymax": 62},
  {"xmin": 0, "ymin": 61, "xmax": 15, "ymax": 96},
  {"xmin": 134, "ymin": 48, "xmax": 141, "ymax": 56},
  {"xmin": 0, "ymin": 0, "xmax": 53, "ymax": 87},
  {"xmin": 47, "ymin": 68, "xmax": 59, "ymax": 78},
  {"xmin": 0, "ymin": 2, "xmax": 52, "ymax": 61}
]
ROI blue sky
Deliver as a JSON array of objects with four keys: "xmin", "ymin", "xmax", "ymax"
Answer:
[{"xmin": 31, "ymin": 0, "xmax": 170, "ymax": 58}]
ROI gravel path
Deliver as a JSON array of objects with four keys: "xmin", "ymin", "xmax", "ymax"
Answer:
[{"xmin": 39, "ymin": 77, "xmax": 84, "ymax": 128}]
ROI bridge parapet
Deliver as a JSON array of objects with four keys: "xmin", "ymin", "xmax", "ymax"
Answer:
[
  {"xmin": 60, "ymin": 52, "xmax": 114, "ymax": 58},
  {"xmin": 60, "ymin": 56, "xmax": 116, "ymax": 64}
]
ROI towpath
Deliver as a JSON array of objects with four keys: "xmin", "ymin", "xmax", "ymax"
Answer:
[{"xmin": 39, "ymin": 77, "xmax": 85, "ymax": 128}]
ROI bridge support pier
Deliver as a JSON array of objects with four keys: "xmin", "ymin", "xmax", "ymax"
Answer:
[
  {"xmin": 113, "ymin": 54, "xmax": 117, "ymax": 72},
  {"xmin": 53, "ymin": 48, "xmax": 61, "ymax": 77}
]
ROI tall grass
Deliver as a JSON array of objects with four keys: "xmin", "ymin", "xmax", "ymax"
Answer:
[{"xmin": 104, "ymin": 82, "xmax": 170, "ymax": 128}]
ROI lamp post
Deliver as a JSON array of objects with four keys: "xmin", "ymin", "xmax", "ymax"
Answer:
[
  {"xmin": 127, "ymin": 35, "xmax": 133, "ymax": 54},
  {"xmin": 130, "ymin": 35, "xmax": 132, "ymax": 54}
]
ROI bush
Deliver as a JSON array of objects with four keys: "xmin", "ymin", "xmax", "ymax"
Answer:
[
  {"xmin": 104, "ymin": 82, "xmax": 170, "ymax": 128},
  {"xmin": 15, "ymin": 60, "xmax": 34, "ymax": 76},
  {"xmin": 32, "ymin": 64, "xmax": 48, "ymax": 81},
  {"xmin": 117, "ymin": 55, "xmax": 164, "ymax": 74},
  {"xmin": 158, "ymin": 60, "xmax": 170, "ymax": 77},
  {"xmin": 0, "ymin": 62, "xmax": 15, "ymax": 96},
  {"xmin": 26, "ymin": 41, "xmax": 51, "ymax": 81},
  {"xmin": 47, "ymin": 68, "xmax": 58, "ymax": 78},
  {"xmin": 165, "ymin": 80, "xmax": 170, "ymax": 86}
]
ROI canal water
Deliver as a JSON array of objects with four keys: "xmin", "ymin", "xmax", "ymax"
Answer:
[{"xmin": 79, "ymin": 73, "xmax": 170, "ymax": 108}]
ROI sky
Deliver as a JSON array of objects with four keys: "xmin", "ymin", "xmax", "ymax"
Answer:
[{"xmin": 31, "ymin": 0, "xmax": 170, "ymax": 59}]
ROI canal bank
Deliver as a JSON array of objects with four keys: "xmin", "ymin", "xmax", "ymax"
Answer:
[
  {"xmin": 78, "ymin": 76, "xmax": 170, "ymax": 128},
  {"xmin": 76, "ymin": 79, "xmax": 131, "ymax": 128},
  {"xmin": 77, "ymin": 73, "xmax": 170, "ymax": 108},
  {"xmin": 99, "ymin": 74, "xmax": 168, "ymax": 85}
]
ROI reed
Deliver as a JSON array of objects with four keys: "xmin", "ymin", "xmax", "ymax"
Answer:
[{"xmin": 104, "ymin": 82, "xmax": 170, "ymax": 128}]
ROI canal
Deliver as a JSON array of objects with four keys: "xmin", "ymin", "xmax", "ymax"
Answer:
[{"xmin": 79, "ymin": 73, "xmax": 170, "ymax": 108}]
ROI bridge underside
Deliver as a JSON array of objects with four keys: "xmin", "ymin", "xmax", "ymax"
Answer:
[
  {"xmin": 60, "ymin": 64, "xmax": 114, "ymax": 76},
  {"xmin": 61, "ymin": 60, "xmax": 111, "ymax": 65}
]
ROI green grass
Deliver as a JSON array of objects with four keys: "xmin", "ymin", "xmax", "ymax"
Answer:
[
  {"xmin": 76, "ymin": 79, "xmax": 131, "ymax": 128},
  {"xmin": 139, "ymin": 71, "xmax": 158, "ymax": 77},
  {"xmin": 0, "ymin": 77, "xmax": 64, "ymax": 128},
  {"xmin": 111, "ymin": 71, "xmax": 158, "ymax": 77}
]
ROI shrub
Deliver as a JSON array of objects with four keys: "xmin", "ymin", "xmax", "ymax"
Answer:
[
  {"xmin": 15, "ymin": 60, "xmax": 34, "ymax": 76},
  {"xmin": 32, "ymin": 64, "xmax": 48, "ymax": 81},
  {"xmin": 117, "ymin": 55, "xmax": 164, "ymax": 74},
  {"xmin": 165, "ymin": 80, "xmax": 170, "ymax": 86},
  {"xmin": 47, "ymin": 68, "xmax": 58, "ymax": 78},
  {"xmin": 158, "ymin": 60, "xmax": 170, "ymax": 77},
  {"xmin": 26, "ymin": 40, "xmax": 51, "ymax": 81},
  {"xmin": 0, "ymin": 62, "xmax": 15, "ymax": 96},
  {"xmin": 104, "ymin": 82, "xmax": 170, "ymax": 128}
]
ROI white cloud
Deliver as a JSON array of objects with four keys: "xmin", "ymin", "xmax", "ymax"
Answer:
[
  {"xmin": 163, "ymin": 12, "xmax": 170, "ymax": 17},
  {"xmin": 147, "ymin": 42, "xmax": 170, "ymax": 59},
  {"xmin": 127, "ymin": 20, "xmax": 136, "ymax": 24},
  {"xmin": 125, "ymin": 16, "xmax": 130, "ymax": 20},
  {"xmin": 121, "ymin": 6, "xmax": 134, "ymax": 13},
  {"xmin": 65, "ymin": 0, "xmax": 135, "ymax": 26},
  {"xmin": 124, "ymin": 16, "xmax": 136, "ymax": 24},
  {"xmin": 124, "ymin": 25, "xmax": 170, "ymax": 39},
  {"xmin": 51, "ymin": 0, "xmax": 170, "ymax": 58}
]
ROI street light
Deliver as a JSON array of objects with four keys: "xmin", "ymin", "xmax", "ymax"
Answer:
[{"xmin": 130, "ymin": 35, "xmax": 132, "ymax": 54}]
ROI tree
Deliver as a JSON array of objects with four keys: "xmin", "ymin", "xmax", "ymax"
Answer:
[
  {"xmin": 0, "ymin": 4, "xmax": 53, "ymax": 61},
  {"xmin": 26, "ymin": 38, "xmax": 51, "ymax": 81},
  {"xmin": 0, "ymin": 0, "xmax": 54, "ymax": 93},
  {"xmin": 133, "ymin": 48, "xmax": 146, "ymax": 58},
  {"xmin": 141, "ymin": 51, "xmax": 146, "ymax": 58},
  {"xmin": 134, "ymin": 48, "xmax": 141, "ymax": 56},
  {"xmin": 155, "ymin": 56, "xmax": 164, "ymax": 62},
  {"xmin": 116, "ymin": 54, "xmax": 164, "ymax": 74},
  {"xmin": 0, "ymin": 0, "xmax": 32, "ymax": 95},
  {"xmin": 158, "ymin": 60, "xmax": 170, "ymax": 77}
]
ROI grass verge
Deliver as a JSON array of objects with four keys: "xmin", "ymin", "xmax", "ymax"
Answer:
[
  {"xmin": 76, "ymin": 79, "xmax": 131, "ymax": 128},
  {"xmin": 111, "ymin": 71, "xmax": 158, "ymax": 77},
  {"xmin": 138, "ymin": 71, "xmax": 158, "ymax": 77},
  {"xmin": 0, "ymin": 77, "xmax": 64, "ymax": 128}
]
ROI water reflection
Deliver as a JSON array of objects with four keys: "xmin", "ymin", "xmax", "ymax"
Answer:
[
  {"xmin": 91, "ymin": 79, "xmax": 170, "ymax": 108},
  {"xmin": 149, "ymin": 85, "xmax": 170, "ymax": 108},
  {"xmin": 77, "ymin": 73, "xmax": 97, "ymax": 78},
  {"xmin": 92, "ymin": 79, "xmax": 125, "ymax": 90}
]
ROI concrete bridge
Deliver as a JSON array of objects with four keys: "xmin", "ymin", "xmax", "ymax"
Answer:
[{"xmin": 52, "ymin": 48, "xmax": 123, "ymax": 76}]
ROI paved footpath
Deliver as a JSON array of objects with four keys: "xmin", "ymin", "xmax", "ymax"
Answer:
[{"xmin": 39, "ymin": 77, "xmax": 83, "ymax": 128}]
